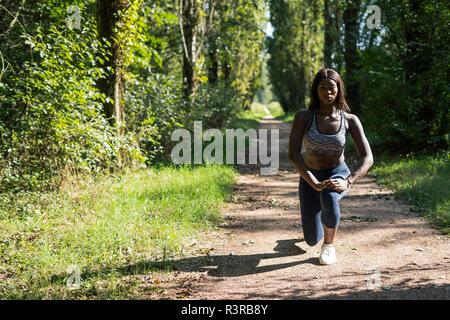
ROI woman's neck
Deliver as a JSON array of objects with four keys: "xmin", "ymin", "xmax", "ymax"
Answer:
[{"xmin": 318, "ymin": 103, "xmax": 338, "ymax": 116}]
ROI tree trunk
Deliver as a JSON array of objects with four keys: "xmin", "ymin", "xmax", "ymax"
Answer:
[
  {"xmin": 333, "ymin": 2, "xmax": 344, "ymax": 73},
  {"xmin": 222, "ymin": 55, "xmax": 231, "ymax": 84},
  {"xmin": 207, "ymin": 35, "xmax": 218, "ymax": 84},
  {"xmin": 97, "ymin": 0, "xmax": 129, "ymax": 136},
  {"xmin": 181, "ymin": 0, "xmax": 200, "ymax": 99},
  {"xmin": 343, "ymin": 0, "xmax": 361, "ymax": 115},
  {"xmin": 324, "ymin": 0, "xmax": 333, "ymax": 68}
]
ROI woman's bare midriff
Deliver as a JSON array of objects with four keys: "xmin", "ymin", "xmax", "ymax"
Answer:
[{"xmin": 304, "ymin": 152, "xmax": 345, "ymax": 170}]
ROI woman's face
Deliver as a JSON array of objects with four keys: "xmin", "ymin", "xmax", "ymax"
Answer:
[{"xmin": 317, "ymin": 79, "xmax": 338, "ymax": 105}]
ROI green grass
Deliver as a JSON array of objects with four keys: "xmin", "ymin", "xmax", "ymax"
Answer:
[
  {"xmin": 226, "ymin": 101, "xmax": 269, "ymax": 131},
  {"xmin": 0, "ymin": 164, "xmax": 236, "ymax": 299},
  {"xmin": 266, "ymin": 101, "xmax": 285, "ymax": 119},
  {"xmin": 369, "ymin": 150, "xmax": 450, "ymax": 234}
]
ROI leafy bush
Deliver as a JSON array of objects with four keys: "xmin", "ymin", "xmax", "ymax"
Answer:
[{"xmin": 0, "ymin": 22, "xmax": 142, "ymax": 192}]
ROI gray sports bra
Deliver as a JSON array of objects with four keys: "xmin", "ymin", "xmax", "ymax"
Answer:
[{"xmin": 303, "ymin": 109, "xmax": 347, "ymax": 155}]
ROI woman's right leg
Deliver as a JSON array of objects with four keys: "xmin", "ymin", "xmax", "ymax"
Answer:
[{"xmin": 299, "ymin": 177, "xmax": 323, "ymax": 246}]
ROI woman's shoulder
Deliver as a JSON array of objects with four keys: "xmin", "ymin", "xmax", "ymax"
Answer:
[
  {"xmin": 293, "ymin": 108, "xmax": 313, "ymax": 132},
  {"xmin": 294, "ymin": 108, "xmax": 313, "ymax": 126},
  {"xmin": 343, "ymin": 112, "xmax": 360, "ymax": 122},
  {"xmin": 342, "ymin": 111, "xmax": 363, "ymax": 131},
  {"xmin": 294, "ymin": 108, "xmax": 313, "ymax": 120}
]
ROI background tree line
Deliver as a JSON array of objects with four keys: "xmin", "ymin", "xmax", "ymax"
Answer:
[
  {"xmin": 267, "ymin": 0, "xmax": 449, "ymax": 153},
  {"xmin": 0, "ymin": 0, "xmax": 266, "ymax": 192}
]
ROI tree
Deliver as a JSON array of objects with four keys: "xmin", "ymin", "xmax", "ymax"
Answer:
[
  {"xmin": 267, "ymin": 0, "xmax": 323, "ymax": 113},
  {"xmin": 343, "ymin": 0, "xmax": 362, "ymax": 115},
  {"xmin": 178, "ymin": 0, "xmax": 215, "ymax": 99},
  {"xmin": 323, "ymin": 0, "xmax": 333, "ymax": 68},
  {"xmin": 97, "ymin": 0, "xmax": 130, "ymax": 136}
]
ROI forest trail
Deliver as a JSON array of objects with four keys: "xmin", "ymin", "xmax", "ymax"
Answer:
[{"xmin": 160, "ymin": 111, "xmax": 449, "ymax": 300}]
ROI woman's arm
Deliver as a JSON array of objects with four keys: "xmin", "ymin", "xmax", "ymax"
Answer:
[
  {"xmin": 322, "ymin": 114, "xmax": 373, "ymax": 192},
  {"xmin": 288, "ymin": 109, "xmax": 324, "ymax": 191},
  {"xmin": 346, "ymin": 114, "xmax": 374, "ymax": 185}
]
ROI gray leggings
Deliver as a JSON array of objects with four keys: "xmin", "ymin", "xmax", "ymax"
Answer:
[{"xmin": 299, "ymin": 162, "xmax": 351, "ymax": 246}]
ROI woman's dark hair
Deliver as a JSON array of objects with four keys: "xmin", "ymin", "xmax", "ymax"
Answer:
[{"xmin": 309, "ymin": 68, "xmax": 351, "ymax": 113}]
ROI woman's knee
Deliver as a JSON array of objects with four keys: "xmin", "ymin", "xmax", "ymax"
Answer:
[
  {"xmin": 305, "ymin": 235, "xmax": 321, "ymax": 247},
  {"xmin": 322, "ymin": 216, "xmax": 339, "ymax": 229},
  {"xmin": 320, "ymin": 189, "xmax": 339, "ymax": 207},
  {"xmin": 320, "ymin": 189, "xmax": 340, "ymax": 227},
  {"xmin": 302, "ymin": 224, "xmax": 323, "ymax": 246}
]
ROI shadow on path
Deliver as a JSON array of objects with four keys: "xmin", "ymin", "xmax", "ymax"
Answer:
[{"xmin": 51, "ymin": 239, "xmax": 315, "ymax": 284}]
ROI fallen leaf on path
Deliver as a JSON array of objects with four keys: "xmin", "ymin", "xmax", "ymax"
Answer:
[{"xmin": 242, "ymin": 239, "xmax": 255, "ymax": 246}]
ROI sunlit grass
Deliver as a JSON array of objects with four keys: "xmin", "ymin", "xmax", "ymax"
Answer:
[
  {"xmin": 369, "ymin": 151, "xmax": 449, "ymax": 233},
  {"xmin": 226, "ymin": 101, "xmax": 268, "ymax": 130},
  {"xmin": 0, "ymin": 164, "xmax": 236, "ymax": 299},
  {"xmin": 266, "ymin": 101, "xmax": 285, "ymax": 119}
]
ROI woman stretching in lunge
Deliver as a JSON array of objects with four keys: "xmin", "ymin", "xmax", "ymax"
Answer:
[{"xmin": 288, "ymin": 68, "xmax": 373, "ymax": 265}]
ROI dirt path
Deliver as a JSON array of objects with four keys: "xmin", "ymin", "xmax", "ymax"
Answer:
[{"xmin": 160, "ymin": 112, "xmax": 449, "ymax": 300}]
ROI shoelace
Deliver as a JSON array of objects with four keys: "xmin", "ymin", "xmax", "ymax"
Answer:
[{"xmin": 322, "ymin": 245, "xmax": 333, "ymax": 257}]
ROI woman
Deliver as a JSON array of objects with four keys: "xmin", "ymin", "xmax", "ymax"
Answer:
[{"xmin": 288, "ymin": 68, "xmax": 373, "ymax": 265}]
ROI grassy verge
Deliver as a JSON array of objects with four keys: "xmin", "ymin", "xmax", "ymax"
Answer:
[
  {"xmin": 266, "ymin": 101, "xmax": 285, "ymax": 119},
  {"xmin": 217, "ymin": 102, "xmax": 272, "ymax": 160},
  {"xmin": 0, "ymin": 164, "xmax": 236, "ymax": 299},
  {"xmin": 227, "ymin": 101, "xmax": 269, "ymax": 131},
  {"xmin": 369, "ymin": 150, "xmax": 449, "ymax": 234}
]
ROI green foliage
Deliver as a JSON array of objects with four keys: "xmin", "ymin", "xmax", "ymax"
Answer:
[
  {"xmin": 122, "ymin": 0, "xmax": 267, "ymax": 164},
  {"xmin": 205, "ymin": 0, "xmax": 266, "ymax": 107},
  {"xmin": 370, "ymin": 150, "xmax": 450, "ymax": 233},
  {"xmin": 0, "ymin": 0, "xmax": 268, "ymax": 190},
  {"xmin": 358, "ymin": 0, "xmax": 449, "ymax": 152},
  {"xmin": 227, "ymin": 101, "xmax": 269, "ymax": 131},
  {"xmin": 1, "ymin": 20, "xmax": 141, "ymax": 192},
  {"xmin": 267, "ymin": 0, "xmax": 323, "ymax": 113}
]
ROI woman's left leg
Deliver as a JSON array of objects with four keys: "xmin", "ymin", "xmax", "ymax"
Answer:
[{"xmin": 319, "ymin": 163, "xmax": 351, "ymax": 244}]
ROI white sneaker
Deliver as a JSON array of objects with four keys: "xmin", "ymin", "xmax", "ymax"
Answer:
[{"xmin": 319, "ymin": 243, "xmax": 336, "ymax": 265}]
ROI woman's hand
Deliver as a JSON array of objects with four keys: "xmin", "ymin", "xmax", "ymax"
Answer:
[
  {"xmin": 322, "ymin": 178, "xmax": 349, "ymax": 192},
  {"xmin": 310, "ymin": 179, "xmax": 324, "ymax": 191}
]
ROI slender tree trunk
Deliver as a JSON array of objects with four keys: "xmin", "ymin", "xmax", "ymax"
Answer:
[
  {"xmin": 180, "ymin": 0, "xmax": 200, "ymax": 99},
  {"xmin": 97, "ymin": 0, "xmax": 129, "ymax": 136},
  {"xmin": 222, "ymin": 55, "xmax": 231, "ymax": 84},
  {"xmin": 207, "ymin": 35, "xmax": 218, "ymax": 84},
  {"xmin": 343, "ymin": 0, "xmax": 362, "ymax": 115},
  {"xmin": 207, "ymin": 2, "xmax": 218, "ymax": 85},
  {"xmin": 333, "ymin": 3, "xmax": 344, "ymax": 73},
  {"xmin": 324, "ymin": 0, "xmax": 333, "ymax": 68}
]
